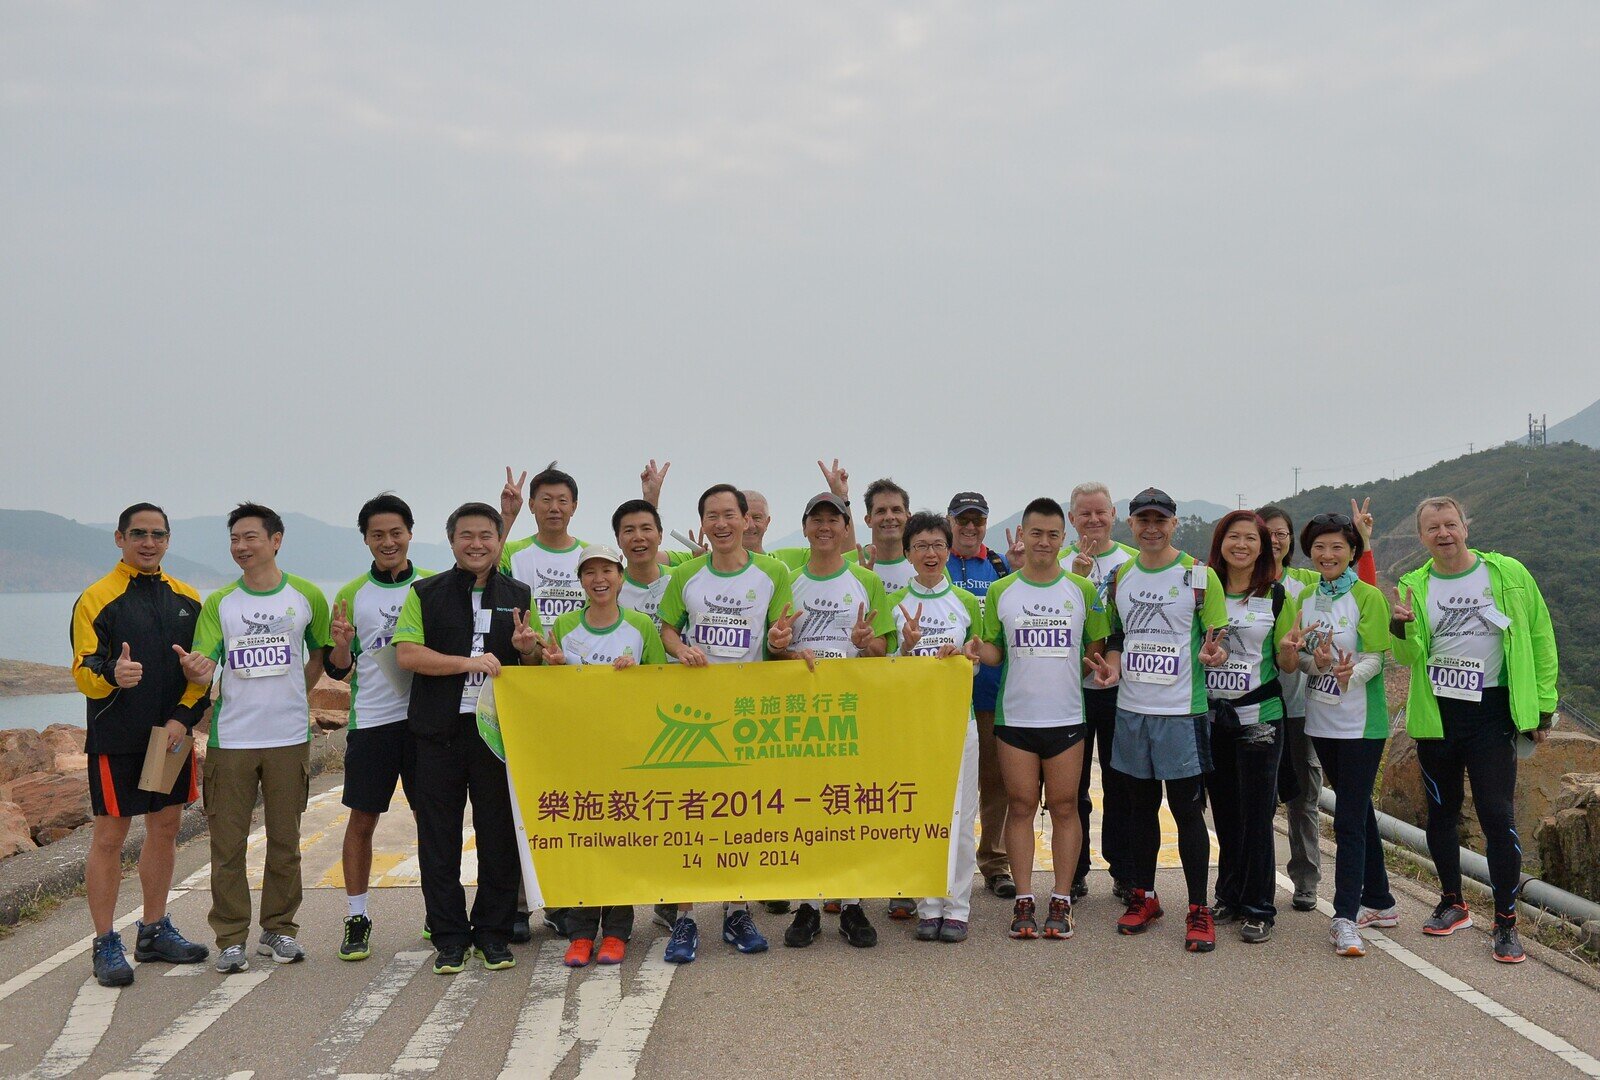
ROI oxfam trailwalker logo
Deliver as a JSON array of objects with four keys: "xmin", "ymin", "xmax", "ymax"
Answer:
[
  {"xmin": 632, "ymin": 703, "xmax": 741, "ymax": 769},
  {"xmin": 634, "ymin": 692, "xmax": 864, "ymax": 768}
]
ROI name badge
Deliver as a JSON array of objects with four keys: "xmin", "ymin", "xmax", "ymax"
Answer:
[
  {"xmin": 1205, "ymin": 659, "xmax": 1253, "ymax": 697},
  {"xmin": 1308, "ymin": 672, "xmax": 1342, "ymax": 705},
  {"xmin": 694, "ymin": 611, "xmax": 756, "ymax": 658},
  {"xmin": 1482, "ymin": 607, "xmax": 1511, "ymax": 631},
  {"xmin": 1427, "ymin": 655, "xmax": 1485, "ymax": 702},
  {"xmin": 1187, "ymin": 563, "xmax": 1207, "ymax": 591},
  {"xmin": 1246, "ymin": 596, "xmax": 1274, "ymax": 615},
  {"xmin": 473, "ymin": 609, "xmax": 493, "ymax": 634},
  {"xmin": 1011, "ymin": 616, "xmax": 1073, "ymax": 658},
  {"xmin": 1314, "ymin": 593, "xmax": 1334, "ymax": 614},
  {"xmin": 1123, "ymin": 640, "xmax": 1179, "ymax": 684},
  {"xmin": 227, "ymin": 633, "xmax": 291, "ymax": 678}
]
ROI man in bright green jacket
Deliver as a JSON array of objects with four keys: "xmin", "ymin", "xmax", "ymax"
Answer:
[{"xmin": 1390, "ymin": 496, "xmax": 1559, "ymax": 966}]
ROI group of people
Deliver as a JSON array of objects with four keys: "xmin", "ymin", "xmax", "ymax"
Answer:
[{"xmin": 69, "ymin": 459, "xmax": 1560, "ymax": 988}]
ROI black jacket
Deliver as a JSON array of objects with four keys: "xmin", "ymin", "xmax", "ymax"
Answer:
[
  {"xmin": 404, "ymin": 566, "xmax": 532, "ymax": 738},
  {"xmin": 71, "ymin": 562, "xmax": 210, "ymax": 755}
]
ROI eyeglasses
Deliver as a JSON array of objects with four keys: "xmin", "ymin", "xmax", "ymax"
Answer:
[
  {"xmin": 125, "ymin": 529, "xmax": 170, "ymax": 541},
  {"xmin": 1267, "ymin": 530, "xmax": 1292, "ymax": 542},
  {"xmin": 1309, "ymin": 513, "xmax": 1352, "ymax": 528},
  {"xmin": 909, "ymin": 541, "xmax": 950, "ymax": 554}
]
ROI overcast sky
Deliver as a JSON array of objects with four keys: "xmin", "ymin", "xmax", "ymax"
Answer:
[{"xmin": 3, "ymin": 2, "xmax": 1596, "ymax": 546}]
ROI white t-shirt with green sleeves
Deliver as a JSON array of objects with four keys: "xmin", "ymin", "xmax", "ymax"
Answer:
[
  {"xmin": 658, "ymin": 553, "xmax": 793, "ymax": 664},
  {"xmin": 889, "ymin": 578, "xmax": 981, "ymax": 657},
  {"xmin": 500, "ymin": 535, "xmax": 586, "ymax": 625},
  {"xmin": 1291, "ymin": 580, "xmax": 1390, "ymax": 739},
  {"xmin": 1111, "ymin": 555, "xmax": 1228, "ymax": 717},
  {"xmin": 192, "ymin": 574, "xmax": 331, "ymax": 749},
  {"xmin": 787, "ymin": 561, "xmax": 896, "ymax": 660},
  {"xmin": 551, "ymin": 607, "xmax": 668, "ymax": 667},
  {"xmin": 979, "ymin": 570, "xmax": 1110, "ymax": 729},
  {"xmin": 334, "ymin": 567, "xmax": 434, "ymax": 730},
  {"xmin": 619, "ymin": 569, "xmax": 671, "ymax": 628},
  {"xmin": 1209, "ymin": 591, "xmax": 1295, "ymax": 724},
  {"xmin": 866, "ymin": 556, "xmax": 915, "ymax": 595},
  {"xmin": 1426, "ymin": 557, "xmax": 1505, "ymax": 690}
]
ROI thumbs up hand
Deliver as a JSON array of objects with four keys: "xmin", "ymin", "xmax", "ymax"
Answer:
[
  {"xmin": 172, "ymin": 644, "xmax": 216, "ymax": 683},
  {"xmin": 114, "ymin": 642, "xmax": 143, "ymax": 688}
]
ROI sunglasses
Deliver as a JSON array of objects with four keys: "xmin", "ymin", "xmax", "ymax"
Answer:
[
  {"xmin": 125, "ymin": 528, "xmax": 170, "ymax": 541},
  {"xmin": 1309, "ymin": 513, "xmax": 1352, "ymax": 528}
]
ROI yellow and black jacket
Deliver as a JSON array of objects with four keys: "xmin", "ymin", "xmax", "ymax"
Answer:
[{"xmin": 71, "ymin": 561, "xmax": 210, "ymax": 755}]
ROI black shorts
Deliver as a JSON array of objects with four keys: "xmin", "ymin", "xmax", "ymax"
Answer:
[
  {"xmin": 342, "ymin": 722, "xmax": 416, "ymax": 815},
  {"xmin": 994, "ymin": 724, "xmax": 1087, "ymax": 760},
  {"xmin": 88, "ymin": 749, "xmax": 197, "ymax": 818}
]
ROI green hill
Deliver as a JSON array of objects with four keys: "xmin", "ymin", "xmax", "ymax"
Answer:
[{"xmin": 1258, "ymin": 442, "xmax": 1600, "ymax": 712}]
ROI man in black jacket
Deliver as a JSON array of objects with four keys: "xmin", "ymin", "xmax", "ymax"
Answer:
[
  {"xmin": 395, "ymin": 502, "xmax": 541, "ymax": 974},
  {"xmin": 70, "ymin": 503, "xmax": 212, "ymax": 987}
]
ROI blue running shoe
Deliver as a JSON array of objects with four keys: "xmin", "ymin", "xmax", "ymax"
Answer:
[
  {"xmin": 93, "ymin": 930, "xmax": 134, "ymax": 987},
  {"xmin": 664, "ymin": 916, "xmax": 699, "ymax": 964},
  {"xmin": 721, "ymin": 908, "xmax": 768, "ymax": 954},
  {"xmin": 135, "ymin": 915, "xmax": 209, "ymax": 964}
]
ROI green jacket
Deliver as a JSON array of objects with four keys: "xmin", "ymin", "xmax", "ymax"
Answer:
[{"xmin": 1393, "ymin": 551, "xmax": 1559, "ymax": 738}]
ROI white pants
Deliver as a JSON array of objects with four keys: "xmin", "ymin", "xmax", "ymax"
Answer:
[{"xmin": 919, "ymin": 715, "xmax": 980, "ymax": 923}]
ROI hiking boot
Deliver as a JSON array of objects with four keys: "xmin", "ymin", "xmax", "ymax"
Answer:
[
  {"xmin": 1009, "ymin": 897, "xmax": 1039, "ymax": 940},
  {"xmin": 135, "ymin": 915, "xmax": 208, "ymax": 964},
  {"xmin": 1042, "ymin": 896, "xmax": 1074, "ymax": 940},
  {"xmin": 784, "ymin": 904, "xmax": 822, "ymax": 948},
  {"xmin": 1185, "ymin": 905, "xmax": 1216, "ymax": 953},
  {"xmin": 1116, "ymin": 889, "xmax": 1163, "ymax": 935},
  {"xmin": 93, "ymin": 931, "xmax": 134, "ymax": 987},
  {"xmin": 987, "ymin": 874, "xmax": 1018, "ymax": 899},
  {"xmin": 839, "ymin": 904, "xmax": 878, "ymax": 948}
]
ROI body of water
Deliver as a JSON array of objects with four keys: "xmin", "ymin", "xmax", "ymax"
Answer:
[{"xmin": 1, "ymin": 580, "xmax": 347, "ymax": 730}]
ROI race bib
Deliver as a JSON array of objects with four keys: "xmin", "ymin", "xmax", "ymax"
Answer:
[
  {"xmin": 227, "ymin": 633, "xmax": 291, "ymax": 679},
  {"xmin": 1011, "ymin": 616, "xmax": 1073, "ymax": 658},
  {"xmin": 1124, "ymin": 640, "xmax": 1179, "ymax": 685},
  {"xmin": 911, "ymin": 632, "xmax": 958, "ymax": 658},
  {"xmin": 693, "ymin": 612, "xmax": 756, "ymax": 658},
  {"xmin": 460, "ymin": 668, "xmax": 487, "ymax": 711},
  {"xmin": 536, "ymin": 586, "xmax": 584, "ymax": 622},
  {"xmin": 1205, "ymin": 659, "xmax": 1254, "ymax": 698},
  {"xmin": 1428, "ymin": 654, "xmax": 1485, "ymax": 702},
  {"xmin": 808, "ymin": 646, "xmax": 848, "ymax": 660},
  {"xmin": 1308, "ymin": 672, "xmax": 1342, "ymax": 705}
]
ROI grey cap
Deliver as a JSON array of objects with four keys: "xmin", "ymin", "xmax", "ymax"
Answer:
[{"xmin": 802, "ymin": 492, "xmax": 851, "ymax": 521}]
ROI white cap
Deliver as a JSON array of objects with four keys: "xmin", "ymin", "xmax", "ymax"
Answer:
[{"xmin": 576, "ymin": 543, "xmax": 625, "ymax": 570}]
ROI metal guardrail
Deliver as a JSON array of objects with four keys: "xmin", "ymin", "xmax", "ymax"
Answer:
[{"xmin": 1560, "ymin": 700, "xmax": 1600, "ymax": 738}]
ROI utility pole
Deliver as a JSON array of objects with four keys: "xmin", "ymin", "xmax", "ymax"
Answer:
[
  {"xmin": 1292, "ymin": 466, "xmax": 1300, "ymax": 495},
  {"xmin": 1237, "ymin": 493, "xmax": 1245, "ymax": 510}
]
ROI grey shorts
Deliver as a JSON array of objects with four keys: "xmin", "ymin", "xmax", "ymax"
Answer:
[{"xmin": 1111, "ymin": 709, "xmax": 1212, "ymax": 781}]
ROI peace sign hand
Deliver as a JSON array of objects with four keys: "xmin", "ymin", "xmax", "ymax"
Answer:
[
  {"xmin": 897, "ymin": 602, "xmax": 924, "ymax": 655},
  {"xmin": 1198, "ymin": 627, "xmax": 1229, "ymax": 667},
  {"xmin": 1279, "ymin": 612, "xmax": 1308, "ymax": 653},
  {"xmin": 535, "ymin": 630, "xmax": 565, "ymax": 667},
  {"xmin": 1313, "ymin": 626, "xmax": 1335, "ymax": 671},
  {"xmin": 848, "ymin": 603, "xmax": 877, "ymax": 650},
  {"xmin": 856, "ymin": 543, "xmax": 876, "ymax": 570},
  {"xmin": 1084, "ymin": 650, "xmax": 1119, "ymax": 687},
  {"xmin": 640, "ymin": 459, "xmax": 671, "ymax": 506},
  {"xmin": 511, "ymin": 608, "xmax": 539, "ymax": 655},
  {"xmin": 687, "ymin": 527, "xmax": 709, "ymax": 555},
  {"xmin": 1070, "ymin": 549, "xmax": 1094, "ymax": 578},
  {"xmin": 1005, "ymin": 528, "xmax": 1025, "ymax": 566},
  {"xmin": 767, "ymin": 604, "xmax": 802, "ymax": 651},
  {"xmin": 818, "ymin": 458, "xmax": 850, "ymax": 498},
  {"xmin": 501, "ymin": 466, "xmax": 527, "ymax": 521},
  {"xmin": 1392, "ymin": 585, "xmax": 1415, "ymax": 624},
  {"xmin": 1350, "ymin": 497, "xmax": 1374, "ymax": 543},
  {"xmin": 114, "ymin": 642, "xmax": 143, "ymax": 689},
  {"xmin": 330, "ymin": 599, "xmax": 356, "ymax": 650},
  {"xmin": 172, "ymin": 644, "xmax": 216, "ymax": 683},
  {"xmin": 1333, "ymin": 647, "xmax": 1356, "ymax": 691}
]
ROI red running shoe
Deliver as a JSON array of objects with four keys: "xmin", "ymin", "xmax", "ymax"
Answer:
[
  {"xmin": 595, "ymin": 936, "xmax": 626, "ymax": 965},
  {"xmin": 1116, "ymin": 889, "xmax": 1163, "ymax": 935},
  {"xmin": 1185, "ymin": 904, "xmax": 1216, "ymax": 953}
]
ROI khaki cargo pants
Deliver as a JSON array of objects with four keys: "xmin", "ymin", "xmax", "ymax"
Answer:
[{"xmin": 203, "ymin": 742, "xmax": 310, "ymax": 949}]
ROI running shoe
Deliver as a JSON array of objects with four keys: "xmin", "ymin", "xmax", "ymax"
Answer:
[
  {"xmin": 215, "ymin": 943, "xmax": 250, "ymax": 975},
  {"xmin": 938, "ymin": 919, "xmax": 969, "ymax": 943},
  {"xmin": 1291, "ymin": 889, "xmax": 1318, "ymax": 912},
  {"xmin": 564, "ymin": 938, "xmax": 595, "ymax": 967},
  {"xmin": 93, "ymin": 931, "xmax": 134, "ymax": 987},
  {"xmin": 339, "ymin": 915, "xmax": 373, "ymax": 961},
  {"xmin": 1492, "ymin": 919, "xmax": 1526, "ymax": 964},
  {"xmin": 823, "ymin": 900, "xmax": 843, "ymax": 915},
  {"xmin": 1185, "ymin": 905, "xmax": 1216, "ymax": 953},
  {"xmin": 839, "ymin": 904, "xmax": 878, "ymax": 948},
  {"xmin": 257, "ymin": 931, "xmax": 305, "ymax": 964},
  {"xmin": 432, "ymin": 944, "xmax": 467, "ymax": 974},
  {"xmin": 1329, "ymin": 918, "xmax": 1365, "ymax": 957},
  {"xmin": 1116, "ymin": 889, "xmax": 1163, "ymax": 935},
  {"xmin": 664, "ymin": 916, "xmax": 699, "ymax": 964},
  {"xmin": 722, "ymin": 908, "xmax": 768, "ymax": 953},
  {"xmin": 135, "ymin": 915, "xmax": 208, "ymax": 964},
  {"xmin": 596, "ymin": 936, "xmax": 626, "ymax": 965},
  {"xmin": 422, "ymin": 919, "xmax": 431, "ymax": 941},
  {"xmin": 1239, "ymin": 918, "xmax": 1272, "ymax": 944},
  {"xmin": 987, "ymin": 874, "xmax": 1018, "ymax": 899},
  {"xmin": 1356, "ymin": 904, "xmax": 1399, "ymax": 929},
  {"xmin": 1422, "ymin": 899, "xmax": 1472, "ymax": 936},
  {"xmin": 888, "ymin": 898, "xmax": 917, "ymax": 920},
  {"xmin": 784, "ymin": 904, "xmax": 822, "ymax": 948},
  {"xmin": 1210, "ymin": 901, "xmax": 1240, "ymax": 924},
  {"xmin": 1009, "ymin": 897, "xmax": 1039, "ymax": 940},
  {"xmin": 479, "ymin": 941, "xmax": 516, "ymax": 970},
  {"xmin": 1042, "ymin": 896, "xmax": 1074, "ymax": 940},
  {"xmin": 916, "ymin": 918, "xmax": 943, "ymax": 941}
]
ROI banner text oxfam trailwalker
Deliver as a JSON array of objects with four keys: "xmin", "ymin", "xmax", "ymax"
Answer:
[{"xmin": 491, "ymin": 658, "xmax": 970, "ymax": 908}]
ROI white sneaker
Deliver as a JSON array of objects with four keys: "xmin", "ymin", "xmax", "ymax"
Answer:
[
  {"xmin": 214, "ymin": 944, "xmax": 250, "ymax": 974},
  {"xmin": 1330, "ymin": 918, "xmax": 1366, "ymax": 957},
  {"xmin": 257, "ymin": 932, "xmax": 306, "ymax": 963},
  {"xmin": 1356, "ymin": 905, "xmax": 1399, "ymax": 929}
]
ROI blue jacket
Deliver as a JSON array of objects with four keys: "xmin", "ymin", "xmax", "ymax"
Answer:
[{"xmin": 947, "ymin": 547, "xmax": 1011, "ymax": 711}]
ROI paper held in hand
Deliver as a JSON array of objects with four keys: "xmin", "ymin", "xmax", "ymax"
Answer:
[
  {"xmin": 369, "ymin": 644, "xmax": 414, "ymax": 698},
  {"xmin": 139, "ymin": 726, "xmax": 192, "ymax": 794}
]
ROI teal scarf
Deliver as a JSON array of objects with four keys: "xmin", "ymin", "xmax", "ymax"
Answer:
[{"xmin": 1318, "ymin": 566, "xmax": 1358, "ymax": 601}]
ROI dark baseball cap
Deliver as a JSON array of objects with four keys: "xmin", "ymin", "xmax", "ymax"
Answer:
[
  {"xmin": 802, "ymin": 493, "xmax": 850, "ymax": 520},
  {"xmin": 947, "ymin": 492, "xmax": 989, "ymax": 517},
  {"xmin": 1127, "ymin": 488, "xmax": 1178, "ymax": 518}
]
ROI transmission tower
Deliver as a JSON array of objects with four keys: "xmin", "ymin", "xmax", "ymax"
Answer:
[{"xmin": 1528, "ymin": 413, "xmax": 1547, "ymax": 449}]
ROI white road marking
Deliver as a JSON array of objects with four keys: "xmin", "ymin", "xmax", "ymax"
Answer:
[
  {"xmin": 24, "ymin": 978, "xmax": 121, "ymax": 1079},
  {"xmin": 497, "ymin": 942, "xmax": 574, "ymax": 1080},
  {"xmin": 575, "ymin": 943, "xmax": 676, "ymax": 1079},
  {"xmin": 308, "ymin": 950, "xmax": 430, "ymax": 1078},
  {"xmin": 223, "ymin": 1073, "xmax": 254, "ymax": 1080},
  {"xmin": 161, "ymin": 964, "xmax": 206, "ymax": 977},
  {"xmin": 390, "ymin": 964, "xmax": 488, "ymax": 1074},
  {"xmin": 99, "ymin": 969, "xmax": 271, "ymax": 1079},
  {"xmin": 1275, "ymin": 871, "xmax": 1600, "ymax": 1077},
  {"xmin": 574, "ymin": 964, "xmax": 620, "ymax": 1044}
]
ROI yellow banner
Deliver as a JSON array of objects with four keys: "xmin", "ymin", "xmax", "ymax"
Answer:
[{"xmin": 495, "ymin": 657, "xmax": 970, "ymax": 908}]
